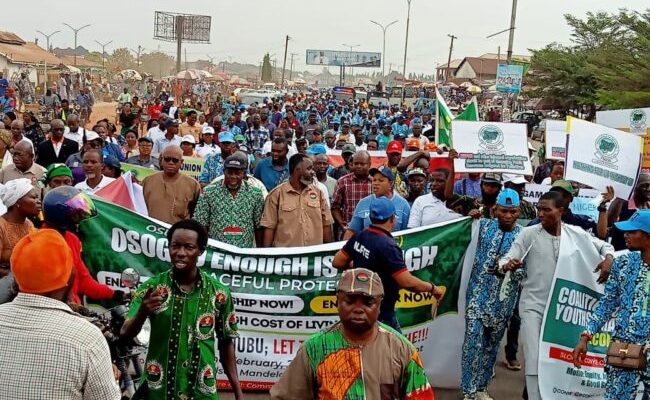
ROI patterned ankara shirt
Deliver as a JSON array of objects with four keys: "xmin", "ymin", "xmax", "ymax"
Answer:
[
  {"xmin": 331, "ymin": 172, "xmax": 372, "ymax": 223},
  {"xmin": 194, "ymin": 181, "xmax": 264, "ymax": 247},
  {"xmin": 128, "ymin": 269, "xmax": 238, "ymax": 400},
  {"xmin": 199, "ymin": 153, "xmax": 226, "ymax": 184},
  {"xmin": 466, "ymin": 218, "xmax": 524, "ymax": 327},
  {"xmin": 270, "ymin": 322, "xmax": 434, "ymax": 400},
  {"xmin": 0, "ymin": 294, "xmax": 120, "ymax": 400},
  {"xmin": 586, "ymin": 251, "xmax": 650, "ymax": 345}
]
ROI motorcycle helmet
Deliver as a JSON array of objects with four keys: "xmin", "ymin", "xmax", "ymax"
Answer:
[{"xmin": 42, "ymin": 186, "xmax": 97, "ymax": 230}]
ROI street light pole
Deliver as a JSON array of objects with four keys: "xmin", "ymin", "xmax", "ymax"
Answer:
[
  {"xmin": 341, "ymin": 43, "xmax": 360, "ymax": 86},
  {"xmin": 506, "ymin": 0, "xmax": 518, "ymax": 63},
  {"xmin": 369, "ymin": 20, "xmax": 398, "ymax": 80},
  {"xmin": 95, "ymin": 40, "xmax": 112, "ymax": 71},
  {"xmin": 63, "ymin": 23, "xmax": 91, "ymax": 66},
  {"xmin": 401, "ymin": 0, "xmax": 413, "ymax": 104},
  {"xmin": 36, "ymin": 30, "xmax": 60, "ymax": 53},
  {"xmin": 445, "ymin": 34, "xmax": 457, "ymax": 83}
]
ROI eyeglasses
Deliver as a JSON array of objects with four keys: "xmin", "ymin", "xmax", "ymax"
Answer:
[{"xmin": 163, "ymin": 157, "xmax": 181, "ymax": 164}]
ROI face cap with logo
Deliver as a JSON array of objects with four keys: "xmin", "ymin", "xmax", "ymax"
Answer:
[
  {"xmin": 496, "ymin": 188, "xmax": 521, "ymax": 208},
  {"xmin": 482, "ymin": 172, "xmax": 502, "ymax": 185},
  {"xmin": 218, "ymin": 132, "xmax": 235, "ymax": 143},
  {"xmin": 614, "ymin": 209, "xmax": 650, "ymax": 233},
  {"xmin": 386, "ymin": 140, "xmax": 403, "ymax": 154},
  {"xmin": 337, "ymin": 268, "xmax": 384, "ymax": 298},
  {"xmin": 223, "ymin": 154, "xmax": 247, "ymax": 170},
  {"xmin": 369, "ymin": 165, "xmax": 395, "ymax": 182}
]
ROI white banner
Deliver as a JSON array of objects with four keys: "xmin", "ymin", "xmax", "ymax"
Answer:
[
  {"xmin": 545, "ymin": 120, "xmax": 567, "ymax": 160},
  {"xmin": 596, "ymin": 108, "xmax": 650, "ymax": 135},
  {"xmin": 452, "ymin": 121, "xmax": 533, "ymax": 174},
  {"xmin": 538, "ymin": 243, "xmax": 642, "ymax": 400},
  {"xmin": 565, "ymin": 117, "xmax": 642, "ymax": 200}
]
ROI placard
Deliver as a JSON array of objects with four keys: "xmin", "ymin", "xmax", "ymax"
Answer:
[
  {"xmin": 545, "ymin": 120, "xmax": 567, "ymax": 160},
  {"xmin": 565, "ymin": 117, "xmax": 642, "ymax": 200},
  {"xmin": 452, "ymin": 121, "xmax": 532, "ymax": 174}
]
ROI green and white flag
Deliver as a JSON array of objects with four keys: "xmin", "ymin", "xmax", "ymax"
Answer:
[
  {"xmin": 435, "ymin": 88, "xmax": 454, "ymax": 147},
  {"xmin": 456, "ymin": 97, "xmax": 479, "ymax": 122}
]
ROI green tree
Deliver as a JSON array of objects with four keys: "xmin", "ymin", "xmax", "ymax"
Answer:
[
  {"xmin": 108, "ymin": 48, "xmax": 136, "ymax": 73},
  {"xmin": 261, "ymin": 53, "xmax": 272, "ymax": 82}
]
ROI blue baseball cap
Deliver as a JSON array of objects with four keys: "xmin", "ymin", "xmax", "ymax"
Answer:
[
  {"xmin": 369, "ymin": 165, "xmax": 395, "ymax": 182},
  {"xmin": 369, "ymin": 196, "xmax": 396, "ymax": 220},
  {"xmin": 218, "ymin": 132, "xmax": 235, "ymax": 143},
  {"xmin": 496, "ymin": 188, "xmax": 520, "ymax": 208},
  {"xmin": 614, "ymin": 209, "xmax": 650, "ymax": 234},
  {"xmin": 306, "ymin": 143, "xmax": 327, "ymax": 155}
]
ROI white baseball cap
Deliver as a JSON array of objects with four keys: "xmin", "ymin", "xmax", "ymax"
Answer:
[
  {"xmin": 502, "ymin": 174, "xmax": 528, "ymax": 185},
  {"xmin": 181, "ymin": 135, "xmax": 196, "ymax": 144}
]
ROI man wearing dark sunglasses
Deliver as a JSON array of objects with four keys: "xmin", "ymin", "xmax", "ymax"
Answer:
[
  {"xmin": 142, "ymin": 145, "xmax": 201, "ymax": 224},
  {"xmin": 36, "ymin": 119, "xmax": 78, "ymax": 169}
]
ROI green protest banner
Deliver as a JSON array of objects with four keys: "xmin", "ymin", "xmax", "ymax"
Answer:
[
  {"xmin": 79, "ymin": 198, "xmax": 473, "ymax": 389},
  {"xmin": 121, "ymin": 156, "xmax": 205, "ymax": 181},
  {"xmin": 120, "ymin": 163, "xmax": 158, "ymax": 180}
]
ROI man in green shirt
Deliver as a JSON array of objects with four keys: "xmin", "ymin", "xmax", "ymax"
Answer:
[
  {"xmin": 121, "ymin": 220, "xmax": 243, "ymax": 400},
  {"xmin": 194, "ymin": 154, "xmax": 264, "ymax": 247}
]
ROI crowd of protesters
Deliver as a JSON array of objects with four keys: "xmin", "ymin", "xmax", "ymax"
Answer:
[{"xmin": 0, "ymin": 80, "xmax": 648, "ymax": 400}]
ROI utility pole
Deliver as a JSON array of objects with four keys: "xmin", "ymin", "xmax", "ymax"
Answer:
[
  {"xmin": 341, "ymin": 43, "xmax": 360, "ymax": 85},
  {"xmin": 95, "ymin": 40, "xmax": 112, "ymax": 71},
  {"xmin": 506, "ymin": 0, "xmax": 518, "ymax": 63},
  {"xmin": 401, "ymin": 0, "xmax": 413, "ymax": 104},
  {"xmin": 289, "ymin": 52, "xmax": 298, "ymax": 81},
  {"xmin": 369, "ymin": 20, "xmax": 398, "ymax": 80},
  {"xmin": 129, "ymin": 45, "xmax": 144, "ymax": 69},
  {"xmin": 36, "ymin": 30, "xmax": 60, "ymax": 53},
  {"xmin": 185, "ymin": 48, "xmax": 188, "ymax": 70},
  {"xmin": 445, "ymin": 34, "xmax": 457, "ymax": 82},
  {"xmin": 280, "ymin": 35, "xmax": 290, "ymax": 89},
  {"xmin": 62, "ymin": 23, "xmax": 91, "ymax": 66}
]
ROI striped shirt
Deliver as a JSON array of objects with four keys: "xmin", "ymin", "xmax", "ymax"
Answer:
[{"xmin": 0, "ymin": 294, "xmax": 120, "ymax": 400}]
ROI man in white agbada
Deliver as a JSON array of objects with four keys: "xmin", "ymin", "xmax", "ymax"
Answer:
[{"xmin": 499, "ymin": 190, "xmax": 614, "ymax": 400}]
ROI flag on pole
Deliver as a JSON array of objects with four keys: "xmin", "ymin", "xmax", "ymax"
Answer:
[
  {"xmin": 435, "ymin": 88, "xmax": 454, "ymax": 147},
  {"xmin": 456, "ymin": 96, "xmax": 479, "ymax": 121}
]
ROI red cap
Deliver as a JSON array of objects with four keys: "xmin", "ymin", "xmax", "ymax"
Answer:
[{"xmin": 386, "ymin": 140, "xmax": 403, "ymax": 154}]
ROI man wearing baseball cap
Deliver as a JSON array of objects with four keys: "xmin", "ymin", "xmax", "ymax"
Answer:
[
  {"xmin": 527, "ymin": 179, "xmax": 613, "ymax": 239},
  {"xmin": 573, "ymin": 209, "xmax": 650, "ymax": 400},
  {"xmin": 194, "ymin": 154, "xmax": 264, "ymax": 248},
  {"xmin": 0, "ymin": 230, "xmax": 120, "ymax": 399},
  {"xmin": 330, "ymin": 143, "xmax": 356, "ymax": 180},
  {"xmin": 334, "ymin": 197, "xmax": 441, "ymax": 331},
  {"xmin": 343, "ymin": 165, "xmax": 411, "ymax": 239},
  {"xmin": 503, "ymin": 174, "xmax": 536, "ymax": 220},
  {"xmin": 271, "ymin": 268, "xmax": 435, "ymax": 400},
  {"xmin": 462, "ymin": 188, "xmax": 524, "ymax": 399},
  {"xmin": 152, "ymin": 118, "xmax": 182, "ymax": 157},
  {"xmin": 198, "ymin": 131, "xmax": 237, "ymax": 187}
]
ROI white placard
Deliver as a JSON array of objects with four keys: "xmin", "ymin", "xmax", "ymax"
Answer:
[
  {"xmin": 565, "ymin": 117, "xmax": 642, "ymax": 200},
  {"xmin": 451, "ymin": 120, "xmax": 532, "ymax": 174},
  {"xmin": 596, "ymin": 107, "xmax": 650, "ymax": 135},
  {"xmin": 544, "ymin": 120, "xmax": 567, "ymax": 160}
]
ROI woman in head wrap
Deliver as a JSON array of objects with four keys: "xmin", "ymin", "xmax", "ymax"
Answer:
[
  {"xmin": 0, "ymin": 178, "xmax": 41, "ymax": 277},
  {"xmin": 40, "ymin": 163, "xmax": 73, "ymax": 197}
]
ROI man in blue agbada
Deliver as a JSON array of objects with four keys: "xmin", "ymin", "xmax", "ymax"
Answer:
[
  {"xmin": 461, "ymin": 188, "xmax": 524, "ymax": 400},
  {"xmin": 573, "ymin": 209, "xmax": 650, "ymax": 400}
]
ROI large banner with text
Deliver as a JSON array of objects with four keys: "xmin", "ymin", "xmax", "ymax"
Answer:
[{"xmin": 78, "ymin": 199, "xmax": 474, "ymax": 390}]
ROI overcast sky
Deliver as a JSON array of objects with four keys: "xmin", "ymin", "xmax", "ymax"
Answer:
[{"xmin": 4, "ymin": 0, "xmax": 647, "ymax": 75}]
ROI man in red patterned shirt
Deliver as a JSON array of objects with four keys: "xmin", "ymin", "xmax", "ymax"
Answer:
[{"xmin": 331, "ymin": 151, "xmax": 371, "ymax": 240}]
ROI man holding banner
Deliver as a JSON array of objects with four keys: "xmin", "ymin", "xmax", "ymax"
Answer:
[
  {"xmin": 500, "ymin": 191, "xmax": 615, "ymax": 400},
  {"xmin": 462, "ymin": 189, "xmax": 523, "ymax": 400},
  {"xmin": 573, "ymin": 209, "xmax": 650, "ymax": 400}
]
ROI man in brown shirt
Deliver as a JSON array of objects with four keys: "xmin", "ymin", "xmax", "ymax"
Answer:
[
  {"xmin": 0, "ymin": 141, "xmax": 45, "ymax": 189},
  {"xmin": 142, "ymin": 145, "xmax": 201, "ymax": 224},
  {"xmin": 261, "ymin": 153, "xmax": 332, "ymax": 247}
]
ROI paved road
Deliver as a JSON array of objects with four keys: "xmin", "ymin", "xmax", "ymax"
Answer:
[{"xmin": 219, "ymin": 345, "xmax": 526, "ymax": 400}]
